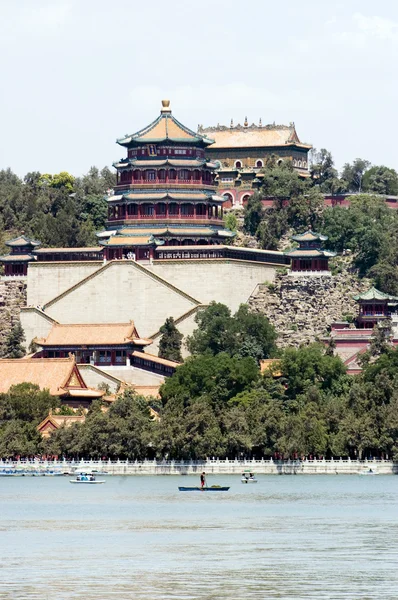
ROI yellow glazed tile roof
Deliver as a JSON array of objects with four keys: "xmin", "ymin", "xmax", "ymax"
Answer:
[
  {"xmin": 37, "ymin": 322, "xmax": 150, "ymax": 346},
  {"xmin": 0, "ymin": 356, "xmax": 85, "ymax": 395},
  {"xmin": 201, "ymin": 126, "xmax": 311, "ymax": 149},
  {"xmin": 105, "ymin": 236, "xmax": 155, "ymax": 246}
]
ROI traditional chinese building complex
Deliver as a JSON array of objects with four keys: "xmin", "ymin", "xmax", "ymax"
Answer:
[{"xmin": 199, "ymin": 119, "xmax": 312, "ymax": 207}]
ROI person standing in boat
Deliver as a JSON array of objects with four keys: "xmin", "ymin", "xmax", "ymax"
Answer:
[{"xmin": 200, "ymin": 472, "xmax": 206, "ymax": 489}]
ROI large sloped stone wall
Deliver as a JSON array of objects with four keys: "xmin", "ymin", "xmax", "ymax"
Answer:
[
  {"xmin": 27, "ymin": 262, "xmax": 103, "ymax": 307},
  {"xmin": 249, "ymin": 272, "xmax": 369, "ymax": 347},
  {"xmin": 149, "ymin": 260, "xmax": 277, "ymax": 312},
  {"xmin": 42, "ymin": 261, "xmax": 200, "ymax": 338}
]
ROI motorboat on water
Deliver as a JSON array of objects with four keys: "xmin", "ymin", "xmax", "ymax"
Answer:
[
  {"xmin": 241, "ymin": 470, "xmax": 257, "ymax": 483},
  {"xmin": 70, "ymin": 471, "xmax": 105, "ymax": 484},
  {"xmin": 359, "ymin": 467, "xmax": 378, "ymax": 476}
]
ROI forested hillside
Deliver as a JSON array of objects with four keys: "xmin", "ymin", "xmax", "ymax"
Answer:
[
  {"xmin": 0, "ymin": 167, "xmax": 115, "ymax": 251},
  {"xmin": 242, "ymin": 152, "xmax": 398, "ymax": 293}
]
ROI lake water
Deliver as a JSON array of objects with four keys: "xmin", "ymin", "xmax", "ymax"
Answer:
[{"xmin": 0, "ymin": 474, "xmax": 397, "ymax": 599}]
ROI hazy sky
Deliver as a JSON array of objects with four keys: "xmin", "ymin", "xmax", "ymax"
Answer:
[{"xmin": 1, "ymin": 0, "xmax": 397, "ymax": 177}]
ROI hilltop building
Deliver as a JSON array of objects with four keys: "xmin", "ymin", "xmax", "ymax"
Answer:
[
  {"xmin": 198, "ymin": 119, "xmax": 312, "ymax": 207},
  {"xmin": 98, "ymin": 99, "xmax": 234, "ymax": 257},
  {"xmin": 284, "ymin": 231, "xmax": 336, "ymax": 275}
]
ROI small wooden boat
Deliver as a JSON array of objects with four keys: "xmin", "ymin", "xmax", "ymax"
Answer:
[
  {"xmin": 70, "ymin": 472, "xmax": 105, "ymax": 484},
  {"xmin": 241, "ymin": 470, "xmax": 257, "ymax": 483},
  {"xmin": 178, "ymin": 485, "xmax": 230, "ymax": 492}
]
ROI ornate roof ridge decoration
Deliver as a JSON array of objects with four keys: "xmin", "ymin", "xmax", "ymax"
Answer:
[
  {"xmin": 6, "ymin": 234, "xmax": 41, "ymax": 247},
  {"xmin": 353, "ymin": 287, "xmax": 398, "ymax": 302},
  {"xmin": 198, "ymin": 122, "xmax": 311, "ymax": 149},
  {"xmin": 117, "ymin": 100, "xmax": 214, "ymax": 147},
  {"xmin": 199, "ymin": 123, "xmax": 294, "ymax": 133}
]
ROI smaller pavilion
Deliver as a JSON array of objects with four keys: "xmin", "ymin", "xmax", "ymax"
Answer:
[
  {"xmin": 285, "ymin": 231, "xmax": 336, "ymax": 274},
  {"xmin": 0, "ymin": 235, "xmax": 40, "ymax": 276},
  {"xmin": 37, "ymin": 413, "xmax": 86, "ymax": 439},
  {"xmin": 327, "ymin": 286, "xmax": 398, "ymax": 374},
  {"xmin": 353, "ymin": 287, "xmax": 398, "ymax": 329}
]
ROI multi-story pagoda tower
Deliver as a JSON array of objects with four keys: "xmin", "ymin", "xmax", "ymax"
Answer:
[{"xmin": 100, "ymin": 100, "xmax": 233, "ymax": 260}]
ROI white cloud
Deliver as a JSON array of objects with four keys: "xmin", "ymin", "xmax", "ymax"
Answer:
[
  {"xmin": 338, "ymin": 12, "xmax": 398, "ymax": 47},
  {"xmin": 0, "ymin": 1, "xmax": 71, "ymax": 40},
  {"xmin": 29, "ymin": 2, "xmax": 71, "ymax": 30},
  {"xmin": 353, "ymin": 13, "xmax": 398, "ymax": 40}
]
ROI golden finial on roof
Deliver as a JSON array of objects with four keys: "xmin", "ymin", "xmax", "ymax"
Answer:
[
  {"xmin": 161, "ymin": 99, "xmax": 171, "ymax": 114},
  {"xmin": 244, "ymin": 116, "xmax": 248, "ymax": 127},
  {"xmin": 230, "ymin": 118, "xmax": 234, "ymax": 128}
]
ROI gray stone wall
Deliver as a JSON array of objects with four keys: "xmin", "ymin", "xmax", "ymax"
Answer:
[
  {"xmin": 0, "ymin": 279, "xmax": 27, "ymax": 355},
  {"xmin": 249, "ymin": 271, "xmax": 369, "ymax": 347}
]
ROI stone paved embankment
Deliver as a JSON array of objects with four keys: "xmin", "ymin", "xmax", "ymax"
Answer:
[{"xmin": 2, "ymin": 458, "xmax": 395, "ymax": 475}]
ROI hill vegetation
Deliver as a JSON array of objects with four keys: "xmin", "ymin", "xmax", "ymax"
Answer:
[
  {"xmin": 1, "ymin": 303, "xmax": 398, "ymax": 461},
  {"xmin": 243, "ymin": 152, "xmax": 398, "ymax": 294},
  {"xmin": 0, "ymin": 166, "xmax": 115, "ymax": 251}
]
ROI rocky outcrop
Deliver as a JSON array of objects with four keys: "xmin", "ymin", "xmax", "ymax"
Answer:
[
  {"xmin": 0, "ymin": 280, "xmax": 27, "ymax": 355},
  {"xmin": 249, "ymin": 269, "xmax": 369, "ymax": 347}
]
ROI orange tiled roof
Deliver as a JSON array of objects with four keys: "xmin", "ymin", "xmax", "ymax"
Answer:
[
  {"xmin": 37, "ymin": 413, "xmax": 86, "ymax": 437},
  {"xmin": 37, "ymin": 322, "xmax": 151, "ymax": 347},
  {"xmin": 104, "ymin": 236, "xmax": 156, "ymax": 247},
  {"xmin": 201, "ymin": 124, "xmax": 311, "ymax": 149},
  {"xmin": 0, "ymin": 356, "xmax": 84, "ymax": 395}
]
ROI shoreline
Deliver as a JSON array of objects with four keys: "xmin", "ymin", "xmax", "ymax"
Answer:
[{"xmin": 1, "ymin": 458, "xmax": 396, "ymax": 475}]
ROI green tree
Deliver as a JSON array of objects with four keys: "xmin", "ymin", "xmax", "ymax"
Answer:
[
  {"xmin": 0, "ymin": 383, "xmax": 58, "ymax": 423},
  {"xmin": 158, "ymin": 317, "xmax": 183, "ymax": 362},
  {"xmin": 187, "ymin": 303, "xmax": 236, "ymax": 356},
  {"xmin": 4, "ymin": 322, "xmax": 25, "ymax": 358},
  {"xmin": 310, "ymin": 148, "xmax": 339, "ymax": 192},
  {"xmin": 160, "ymin": 353, "xmax": 259, "ymax": 408},
  {"xmin": 243, "ymin": 192, "xmax": 264, "ymax": 235},
  {"xmin": 340, "ymin": 158, "xmax": 371, "ymax": 192},
  {"xmin": 187, "ymin": 302, "xmax": 277, "ymax": 361},
  {"xmin": 224, "ymin": 211, "xmax": 237, "ymax": 232},
  {"xmin": 362, "ymin": 165, "xmax": 398, "ymax": 196},
  {"xmin": 280, "ymin": 344, "xmax": 347, "ymax": 400}
]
